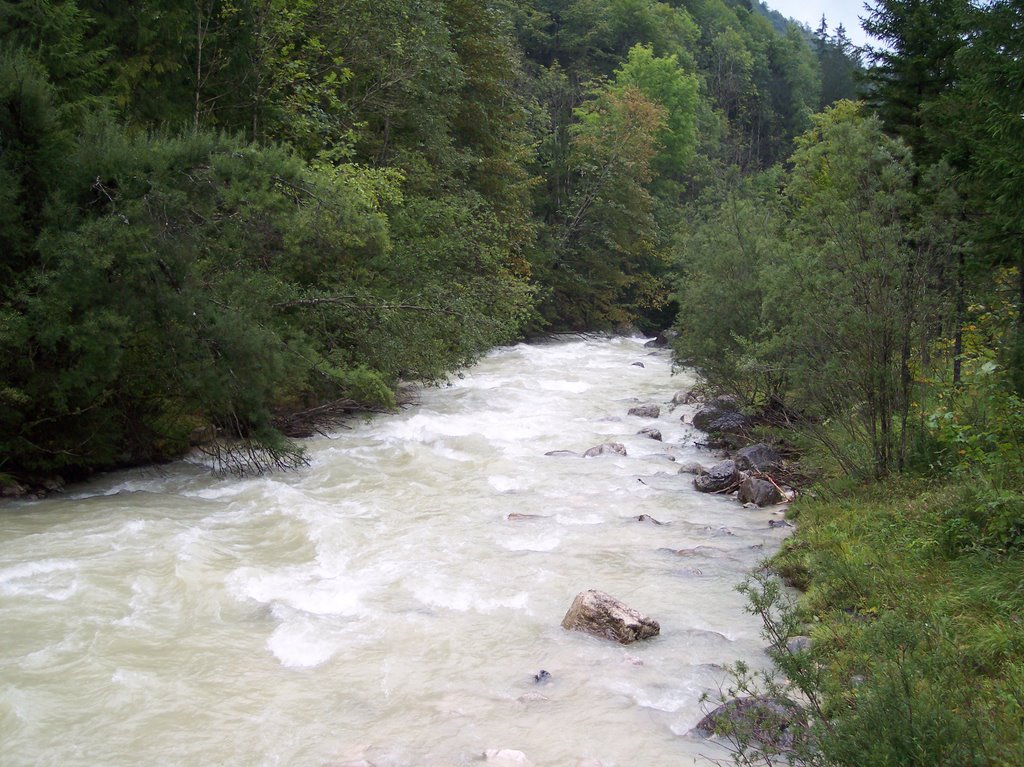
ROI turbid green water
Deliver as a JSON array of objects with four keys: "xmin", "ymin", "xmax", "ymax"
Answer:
[{"xmin": 0, "ymin": 337, "xmax": 791, "ymax": 767}]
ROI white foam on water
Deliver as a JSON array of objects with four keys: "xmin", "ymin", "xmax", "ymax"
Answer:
[
  {"xmin": 0, "ymin": 559, "xmax": 81, "ymax": 600},
  {"xmin": 554, "ymin": 512, "xmax": 607, "ymax": 526},
  {"xmin": 0, "ymin": 559, "xmax": 77, "ymax": 584},
  {"xmin": 411, "ymin": 580, "xmax": 531, "ymax": 614},
  {"xmin": 539, "ymin": 380, "xmax": 592, "ymax": 393},
  {"xmin": 501, "ymin": 534, "xmax": 562, "ymax": 552},
  {"xmin": 487, "ymin": 475, "xmax": 528, "ymax": 493},
  {"xmin": 266, "ymin": 617, "xmax": 344, "ymax": 669}
]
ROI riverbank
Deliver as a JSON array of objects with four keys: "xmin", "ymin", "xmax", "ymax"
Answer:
[{"xmin": 763, "ymin": 473, "xmax": 1024, "ymax": 765}]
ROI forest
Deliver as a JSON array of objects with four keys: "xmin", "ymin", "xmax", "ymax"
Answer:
[
  {"xmin": 2, "ymin": 0, "xmax": 1023, "ymax": 762},
  {"xmin": 0, "ymin": 0, "xmax": 862, "ymax": 480}
]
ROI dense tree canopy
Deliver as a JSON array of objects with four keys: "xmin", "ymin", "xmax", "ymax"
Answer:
[{"xmin": 2, "ymin": 0, "xmax": 860, "ymax": 481}]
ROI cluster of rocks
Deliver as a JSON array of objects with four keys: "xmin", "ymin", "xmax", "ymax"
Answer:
[
  {"xmin": 506, "ymin": 359, "xmax": 806, "ymax": 765},
  {"xmin": 676, "ymin": 394, "xmax": 796, "ymax": 509},
  {"xmin": 1, "ymin": 476, "xmax": 65, "ymax": 500}
]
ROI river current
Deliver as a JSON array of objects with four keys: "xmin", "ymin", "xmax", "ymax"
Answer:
[{"xmin": 0, "ymin": 336, "xmax": 792, "ymax": 767}]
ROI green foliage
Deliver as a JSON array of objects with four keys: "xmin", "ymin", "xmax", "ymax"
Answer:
[
  {"xmin": 862, "ymin": 0, "xmax": 971, "ymax": 164},
  {"xmin": 674, "ymin": 103, "xmax": 949, "ymax": 477},
  {"xmin": 0, "ymin": 0, "xmax": 880, "ymax": 478},
  {"xmin": 612, "ymin": 43, "xmax": 699, "ymax": 178},
  {"xmin": 813, "ymin": 18, "xmax": 862, "ymax": 109},
  {"xmin": 672, "ymin": 170, "xmax": 787, "ymax": 399},
  {"xmin": 748, "ymin": 479, "xmax": 1024, "ymax": 767}
]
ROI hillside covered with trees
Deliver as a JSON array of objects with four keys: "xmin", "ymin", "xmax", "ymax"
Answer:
[{"xmin": 1, "ymin": 0, "xmax": 859, "ymax": 480}]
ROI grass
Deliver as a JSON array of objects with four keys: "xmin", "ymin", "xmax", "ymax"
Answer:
[{"xmin": 767, "ymin": 476, "xmax": 1024, "ymax": 766}]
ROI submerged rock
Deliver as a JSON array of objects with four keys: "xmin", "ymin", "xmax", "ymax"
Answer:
[
  {"xmin": 545, "ymin": 450, "xmax": 579, "ymax": 457},
  {"xmin": 583, "ymin": 442, "xmax": 627, "ymax": 458},
  {"xmin": 638, "ymin": 426, "xmax": 663, "ymax": 441},
  {"xmin": 636, "ymin": 514, "xmax": 667, "ymax": 525},
  {"xmin": 628, "ymin": 404, "xmax": 661, "ymax": 418},
  {"xmin": 693, "ymin": 460, "xmax": 739, "ymax": 493},
  {"xmin": 516, "ymin": 692, "xmax": 550, "ymax": 704},
  {"xmin": 677, "ymin": 462, "xmax": 708, "ymax": 476},
  {"xmin": 561, "ymin": 589, "xmax": 660, "ymax": 644}
]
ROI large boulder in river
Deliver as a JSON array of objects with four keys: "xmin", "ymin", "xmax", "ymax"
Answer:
[
  {"xmin": 583, "ymin": 442, "xmax": 627, "ymax": 457},
  {"xmin": 738, "ymin": 477, "xmax": 784, "ymax": 507},
  {"xmin": 693, "ymin": 460, "xmax": 739, "ymax": 493},
  {"xmin": 561, "ymin": 589, "xmax": 660, "ymax": 644},
  {"xmin": 734, "ymin": 443, "xmax": 781, "ymax": 472},
  {"xmin": 695, "ymin": 696, "xmax": 807, "ymax": 752},
  {"xmin": 628, "ymin": 404, "xmax": 661, "ymax": 418}
]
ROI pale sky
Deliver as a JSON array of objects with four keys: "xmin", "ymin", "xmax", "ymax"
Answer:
[{"xmin": 765, "ymin": 0, "xmax": 877, "ymax": 48}]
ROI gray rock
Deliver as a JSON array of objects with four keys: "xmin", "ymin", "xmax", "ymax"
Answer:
[
  {"xmin": 1, "ymin": 482, "xmax": 29, "ymax": 498},
  {"xmin": 709, "ymin": 394, "xmax": 742, "ymax": 411},
  {"xmin": 786, "ymin": 635, "xmax": 813, "ymax": 654},
  {"xmin": 695, "ymin": 696, "xmax": 807, "ymax": 751},
  {"xmin": 671, "ymin": 389, "xmax": 699, "ymax": 405},
  {"xmin": 693, "ymin": 460, "xmax": 739, "ymax": 493},
  {"xmin": 734, "ymin": 443, "xmax": 781, "ymax": 472},
  {"xmin": 628, "ymin": 404, "xmax": 661, "ymax": 418},
  {"xmin": 738, "ymin": 477, "xmax": 784, "ymax": 507},
  {"xmin": 638, "ymin": 426, "xmax": 663, "ymax": 441},
  {"xmin": 677, "ymin": 462, "xmax": 708, "ymax": 476},
  {"xmin": 646, "ymin": 452, "xmax": 677, "ymax": 462},
  {"xmin": 631, "ymin": 361, "xmax": 645, "ymax": 368},
  {"xmin": 561, "ymin": 589, "xmax": 660, "ymax": 644},
  {"xmin": 545, "ymin": 450, "xmax": 579, "ymax": 457},
  {"xmin": 706, "ymin": 411, "xmax": 751, "ymax": 434},
  {"xmin": 769, "ymin": 519, "xmax": 794, "ymax": 528},
  {"xmin": 583, "ymin": 442, "xmax": 627, "ymax": 458},
  {"xmin": 691, "ymin": 395, "xmax": 748, "ymax": 433},
  {"xmin": 41, "ymin": 476, "xmax": 65, "ymax": 493},
  {"xmin": 690, "ymin": 406, "xmax": 721, "ymax": 431}
]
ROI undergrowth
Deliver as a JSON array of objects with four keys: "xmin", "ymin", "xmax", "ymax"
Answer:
[{"xmin": 760, "ymin": 478, "xmax": 1024, "ymax": 766}]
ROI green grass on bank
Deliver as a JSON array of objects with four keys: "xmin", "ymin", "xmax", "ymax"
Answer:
[{"xmin": 770, "ymin": 477, "xmax": 1024, "ymax": 766}]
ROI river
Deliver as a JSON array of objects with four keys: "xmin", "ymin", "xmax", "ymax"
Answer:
[{"xmin": 0, "ymin": 336, "xmax": 792, "ymax": 767}]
